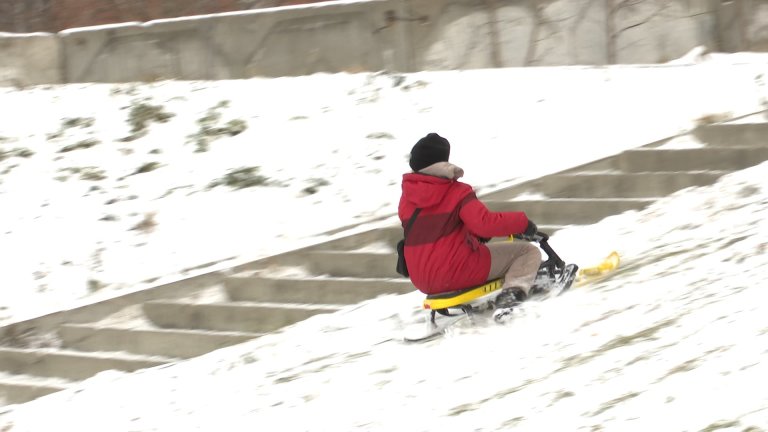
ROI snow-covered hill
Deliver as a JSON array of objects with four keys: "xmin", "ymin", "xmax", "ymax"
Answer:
[
  {"xmin": 2, "ymin": 54, "xmax": 767, "ymax": 327},
  {"xmin": 0, "ymin": 52, "xmax": 768, "ymax": 431},
  {"xmin": 3, "ymin": 146, "xmax": 768, "ymax": 431}
]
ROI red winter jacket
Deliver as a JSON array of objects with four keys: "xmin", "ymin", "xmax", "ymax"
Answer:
[{"xmin": 399, "ymin": 164, "xmax": 529, "ymax": 294}]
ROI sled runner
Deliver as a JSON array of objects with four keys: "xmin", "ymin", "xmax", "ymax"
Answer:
[{"xmin": 404, "ymin": 232, "xmax": 581, "ymax": 342}]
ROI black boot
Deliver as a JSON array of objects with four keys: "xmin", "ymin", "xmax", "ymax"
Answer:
[
  {"xmin": 492, "ymin": 287, "xmax": 527, "ymax": 323},
  {"xmin": 528, "ymin": 285, "xmax": 546, "ymax": 297},
  {"xmin": 494, "ymin": 287, "xmax": 526, "ymax": 308}
]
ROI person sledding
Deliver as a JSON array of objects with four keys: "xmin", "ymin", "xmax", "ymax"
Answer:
[{"xmin": 398, "ymin": 132, "xmax": 540, "ymax": 305}]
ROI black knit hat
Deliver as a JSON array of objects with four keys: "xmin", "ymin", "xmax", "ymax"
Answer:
[{"xmin": 409, "ymin": 133, "xmax": 450, "ymax": 172}]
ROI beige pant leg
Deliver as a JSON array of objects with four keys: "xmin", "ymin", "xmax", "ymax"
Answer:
[{"xmin": 487, "ymin": 241, "xmax": 541, "ymax": 294}]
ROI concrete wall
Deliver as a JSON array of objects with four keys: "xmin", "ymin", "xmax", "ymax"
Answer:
[
  {"xmin": 609, "ymin": 0, "xmax": 717, "ymax": 64},
  {"xmin": 53, "ymin": 0, "xmax": 244, "ymax": 33},
  {"xmin": 409, "ymin": 0, "xmax": 718, "ymax": 67},
  {"xmin": 0, "ymin": 0, "xmax": 249, "ymax": 33},
  {"xmin": 0, "ymin": 32, "xmax": 62, "ymax": 87},
  {"xmin": 59, "ymin": 0, "xmax": 406, "ymax": 83},
  {"xmin": 1, "ymin": 0, "xmax": 768, "ymax": 86}
]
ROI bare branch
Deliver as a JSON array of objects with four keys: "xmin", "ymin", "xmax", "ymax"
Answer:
[
  {"xmin": 485, "ymin": 0, "xmax": 502, "ymax": 68},
  {"xmin": 524, "ymin": 0, "xmax": 543, "ymax": 66},
  {"xmin": 606, "ymin": 0, "xmax": 671, "ymax": 63},
  {"xmin": 615, "ymin": 1, "xmax": 670, "ymax": 35},
  {"xmin": 572, "ymin": 0, "xmax": 599, "ymax": 31}
]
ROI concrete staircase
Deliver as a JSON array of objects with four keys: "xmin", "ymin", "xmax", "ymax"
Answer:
[{"xmin": 1, "ymin": 122, "xmax": 766, "ymax": 406}]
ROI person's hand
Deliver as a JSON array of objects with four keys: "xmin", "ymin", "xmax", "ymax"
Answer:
[{"xmin": 524, "ymin": 220, "xmax": 537, "ymax": 238}]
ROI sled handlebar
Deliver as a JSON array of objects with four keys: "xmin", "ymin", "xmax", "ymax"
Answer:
[
  {"xmin": 512, "ymin": 231, "xmax": 548, "ymax": 242},
  {"xmin": 514, "ymin": 231, "xmax": 565, "ymax": 270}
]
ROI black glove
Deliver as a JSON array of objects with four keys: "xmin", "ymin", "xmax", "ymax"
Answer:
[{"xmin": 523, "ymin": 220, "xmax": 538, "ymax": 238}]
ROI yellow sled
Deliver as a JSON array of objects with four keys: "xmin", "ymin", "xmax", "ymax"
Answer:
[
  {"xmin": 421, "ymin": 251, "xmax": 620, "ymax": 311},
  {"xmin": 422, "ymin": 278, "xmax": 504, "ymax": 311},
  {"xmin": 420, "ymin": 232, "xmax": 579, "ymax": 314},
  {"xmin": 405, "ymin": 235, "xmax": 622, "ymax": 342},
  {"xmin": 576, "ymin": 251, "xmax": 620, "ymax": 285}
]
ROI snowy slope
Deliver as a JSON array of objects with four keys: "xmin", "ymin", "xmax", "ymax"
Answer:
[
  {"xmin": 1, "ymin": 54, "xmax": 767, "ymax": 327},
  {"xmin": 1, "ymin": 156, "xmax": 767, "ymax": 431},
  {"xmin": 1, "ymin": 52, "xmax": 768, "ymax": 431}
]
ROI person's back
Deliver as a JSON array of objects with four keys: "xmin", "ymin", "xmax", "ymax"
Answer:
[{"xmin": 399, "ymin": 133, "xmax": 541, "ymax": 298}]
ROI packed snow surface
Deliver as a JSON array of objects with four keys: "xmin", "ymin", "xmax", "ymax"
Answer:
[{"xmin": 0, "ymin": 52, "xmax": 767, "ymax": 430}]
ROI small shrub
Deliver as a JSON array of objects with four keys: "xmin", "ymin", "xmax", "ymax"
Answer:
[
  {"xmin": 57, "ymin": 166, "xmax": 106, "ymax": 181},
  {"xmin": 54, "ymin": 168, "xmax": 80, "ymax": 182},
  {"xmin": 367, "ymin": 132, "xmax": 394, "ymax": 139},
  {"xmin": 225, "ymin": 119, "xmax": 248, "ymax": 136},
  {"xmin": 1, "ymin": 163, "xmax": 18, "ymax": 176},
  {"xmin": 0, "ymin": 147, "xmax": 34, "ymax": 161},
  {"xmin": 402, "ymin": 80, "xmax": 429, "ymax": 91},
  {"xmin": 198, "ymin": 138, "xmax": 217, "ymax": 153},
  {"xmin": 87, "ymin": 279, "xmax": 105, "ymax": 293},
  {"xmin": 63, "ymin": 117, "xmax": 95, "ymax": 129},
  {"xmin": 122, "ymin": 100, "xmax": 175, "ymax": 141},
  {"xmin": 118, "ymin": 130, "xmax": 147, "ymax": 142},
  {"xmin": 130, "ymin": 212, "xmax": 157, "ymax": 233},
  {"xmin": 80, "ymin": 168, "xmax": 107, "ymax": 181},
  {"xmin": 695, "ymin": 113, "xmax": 731, "ymax": 126},
  {"xmin": 209, "ymin": 166, "xmax": 269, "ymax": 190},
  {"xmin": 391, "ymin": 74, "xmax": 406, "ymax": 87},
  {"xmin": 188, "ymin": 101, "xmax": 248, "ymax": 152},
  {"xmin": 133, "ymin": 161, "xmax": 162, "ymax": 175},
  {"xmin": 14, "ymin": 148, "xmax": 34, "ymax": 158},
  {"xmin": 130, "ymin": 102, "xmax": 174, "ymax": 132},
  {"xmin": 241, "ymin": 353, "xmax": 258, "ymax": 364},
  {"xmin": 110, "ymin": 84, "xmax": 139, "ymax": 96},
  {"xmin": 302, "ymin": 178, "xmax": 331, "ymax": 195},
  {"xmin": 48, "ymin": 117, "xmax": 95, "ymax": 140},
  {"xmin": 60, "ymin": 138, "xmax": 100, "ymax": 153},
  {"xmin": 199, "ymin": 109, "xmax": 222, "ymax": 127}
]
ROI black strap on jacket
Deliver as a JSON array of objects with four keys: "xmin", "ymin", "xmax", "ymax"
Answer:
[
  {"xmin": 403, "ymin": 208, "xmax": 422, "ymax": 241},
  {"xmin": 396, "ymin": 208, "xmax": 423, "ymax": 278}
]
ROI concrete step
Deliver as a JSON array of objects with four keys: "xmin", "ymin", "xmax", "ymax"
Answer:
[
  {"xmin": 306, "ymin": 251, "xmax": 400, "ymax": 278},
  {"xmin": 143, "ymin": 301, "xmax": 342, "ymax": 333},
  {"xmin": 59, "ymin": 325, "xmax": 261, "ymax": 359},
  {"xmin": 0, "ymin": 378, "xmax": 69, "ymax": 405},
  {"xmin": 484, "ymin": 198, "xmax": 655, "ymax": 225},
  {"xmin": 488, "ymin": 172, "xmax": 726, "ymax": 199},
  {"xmin": 377, "ymin": 226, "xmax": 403, "ymax": 247},
  {"xmin": 303, "ymin": 225, "xmax": 402, "ymax": 253},
  {"xmin": 617, "ymin": 147, "xmax": 768, "ymax": 172},
  {"xmin": 305, "ymin": 225, "xmax": 569, "ymax": 278},
  {"xmin": 225, "ymin": 276, "xmax": 415, "ymax": 304},
  {"xmin": 692, "ymin": 123, "xmax": 768, "ymax": 147},
  {"xmin": 0, "ymin": 347, "xmax": 169, "ymax": 381}
]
